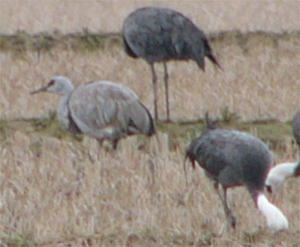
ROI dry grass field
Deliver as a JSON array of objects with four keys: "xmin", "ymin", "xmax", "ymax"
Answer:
[
  {"xmin": 0, "ymin": 129, "xmax": 299, "ymax": 247},
  {"xmin": 1, "ymin": 31, "xmax": 299, "ymax": 121},
  {"xmin": 0, "ymin": 1, "xmax": 300, "ymax": 246},
  {"xmin": 1, "ymin": 0, "xmax": 299, "ymax": 34}
]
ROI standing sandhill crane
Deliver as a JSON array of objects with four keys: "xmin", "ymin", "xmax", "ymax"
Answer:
[
  {"xmin": 122, "ymin": 6, "xmax": 221, "ymax": 122},
  {"xmin": 265, "ymin": 108, "xmax": 300, "ymax": 192},
  {"xmin": 30, "ymin": 76, "xmax": 156, "ymax": 149},
  {"xmin": 184, "ymin": 114, "xmax": 289, "ymax": 231}
]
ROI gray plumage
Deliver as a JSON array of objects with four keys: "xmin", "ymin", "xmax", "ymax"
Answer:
[
  {"xmin": 122, "ymin": 6, "xmax": 221, "ymax": 122},
  {"xmin": 185, "ymin": 114, "xmax": 288, "ymax": 230},
  {"xmin": 293, "ymin": 108, "xmax": 300, "ymax": 148},
  {"xmin": 293, "ymin": 108, "xmax": 300, "ymax": 175},
  {"xmin": 30, "ymin": 76, "xmax": 155, "ymax": 149},
  {"xmin": 295, "ymin": 161, "xmax": 300, "ymax": 177}
]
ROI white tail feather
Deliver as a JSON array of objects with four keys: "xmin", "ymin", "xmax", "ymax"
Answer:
[{"xmin": 257, "ymin": 194, "xmax": 289, "ymax": 231}]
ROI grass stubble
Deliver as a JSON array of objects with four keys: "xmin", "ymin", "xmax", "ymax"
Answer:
[
  {"xmin": 1, "ymin": 1, "xmax": 299, "ymax": 34},
  {"xmin": 0, "ymin": 126, "xmax": 299, "ymax": 247},
  {"xmin": 1, "ymin": 1, "xmax": 300, "ymax": 246},
  {"xmin": 0, "ymin": 41, "xmax": 300, "ymax": 245}
]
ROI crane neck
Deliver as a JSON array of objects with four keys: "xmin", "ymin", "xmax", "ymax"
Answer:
[
  {"xmin": 257, "ymin": 194, "xmax": 288, "ymax": 231},
  {"xmin": 57, "ymin": 93, "xmax": 72, "ymax": 131},
  {"xmin": 59, "ymin": 85, "xmax": 74, "ymax": 97}
]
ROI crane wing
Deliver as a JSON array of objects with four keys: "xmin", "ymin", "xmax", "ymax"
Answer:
[
  {"xmin": 68, "ymin": 81, "xmax": 138, "ymax": 138},
  {"xmin": 68, "ymin": 81, "xmax": 154, "ymax": 140},
  {"xmin": 187, "ymin": 129, "xmax": 273, "ymax": 189},
  {"xmin": 123, "ymin": 7, "xmax": 198, "ymax": 62}
]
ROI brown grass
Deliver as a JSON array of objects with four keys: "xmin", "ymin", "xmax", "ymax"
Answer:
[
  {"xmin": 0, "ymin": 129, "xmax": 299, "ymax": 247},
  {"xmin": 0, "ymin": 1, "xmax": 299, "ymax": 34},
  {"xmin": 0, "ymin": 1, "xmax": 300, "ymax": 246},
  {"xmin": 0, "ymin": 31, "xmax": 299, "ymax": 121}
]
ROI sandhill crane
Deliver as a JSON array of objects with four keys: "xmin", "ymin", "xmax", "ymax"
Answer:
[
  {"xmin": 184, "ymin": 114, "xmax": 289, "ymax": 231},
  {"xmin": 265, "ymin": 108, "xmax": 300, "ymax": 192},
  {"xmin": 122, "ymin": 6, "xmax": 221, "ymax": 122},
  {"xmin": 30, "ymin": 76, "xmax": 156, "ymax": 149}
]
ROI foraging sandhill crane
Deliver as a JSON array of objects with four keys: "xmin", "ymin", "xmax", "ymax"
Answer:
[
  {"xmin": 122, "ymin": 6, "xmax": 222, "ymax": 122},
  {"xmin": 30, "ymin": 76, "xmax": 156, "ymax": 149},
  {"xmin": 184, "ymin": 114, "xmax": 289, "ymax": 231},
  {"xmin": 265, "ymin": 108, "xmax": 300, "ymax": 192}
]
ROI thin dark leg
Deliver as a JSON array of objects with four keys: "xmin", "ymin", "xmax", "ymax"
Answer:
[
  {"xmin": 97, "ymin": 139, "xmax": 104, "ymax": 148},
  {"xmin": 96, "ymin": 139, "xmax": 104, "ymax": 160},
  {"xmin": 150, "ymin": 63, "xmax": 158, "ymax": 121},
  {"xmin": 216, "ymin": 186, "xmax": 236, "ymax": 229},
  {"xmin": 112, "ymin": 139, "xmax": 119, "ymax": 150},
  {"xmin": 163, "ymin": 62, "xmax": 170, "ymax": 122}
]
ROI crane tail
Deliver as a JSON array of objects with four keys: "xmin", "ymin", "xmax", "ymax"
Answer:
[
  {"xmin": 207, "ymin": 54, "xmax": 223, "ymax": 71},
  {"xmin": 203, "ymin": 37, "xmax": 223, "ymax": 71}
]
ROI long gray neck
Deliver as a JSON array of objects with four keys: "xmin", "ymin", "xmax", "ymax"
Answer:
[
  {"xmin": 59, "ymin": 84, "xmax": 74, "ymax": 96},
  {"xmin": 57, "ymin": 93, "xmax": 72, "ymax": 131}
]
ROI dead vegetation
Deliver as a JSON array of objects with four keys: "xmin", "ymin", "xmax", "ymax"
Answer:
[
  {"xmin": 0, "ymin": 31, "xmax": 122, "ymax": 54},
  {"xmin": 1, "ymin": 1, "xmax": 299, "ymax": 34},
  {"xmin": 0, "ymin": 30, "xmax": 299, "ymax": 246},
  {"xmin": 1, "ymin": 30, "xmax": 298, "ymax": 55},
  {"xmin": 0, "ymin": 30, "xmax": 299, "ymax": 122},
  {"xmin": 0, "ymin": 128, "xmax": 299, "ymax": 247},
  {"xmin": 0, "ymin": 1, "xmax": 300, "ymax": 246}
]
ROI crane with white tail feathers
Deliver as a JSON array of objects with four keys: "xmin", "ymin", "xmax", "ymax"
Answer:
[
  {"xmin": 185, "ymin": 113, "xmax": 289, "ymax": 231},
  {"xmin": 30, "ymin": 76, "xmax": 156, "ymax": 149},
  {"xmin": 265, "ymin": 108, "xmax": 300, "ymax": 193}
]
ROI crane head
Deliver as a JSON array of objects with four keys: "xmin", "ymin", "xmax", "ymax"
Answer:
[{"xmin": 30, "ymin": 76, "xmax": 74, "ymax": 96}]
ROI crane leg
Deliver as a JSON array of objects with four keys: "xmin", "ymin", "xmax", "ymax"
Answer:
[
  {"xmin": 150, "ymin": 63, "xmax": 158, "ymax": 121},
  {"xmin": 112, "ymin": 139, "xmax": 119, "ymax": 150},
  {"xmin": 163, "ymin": 62, "xmax": 171, "ymax": 122},
  {"xmin": 216, "ymin": 186, "xmax": 236, "ymax": 229}
]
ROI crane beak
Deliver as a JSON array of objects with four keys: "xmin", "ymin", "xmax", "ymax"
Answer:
[{"xmin": 30, "ymin": 85, "xmax": 48, "ymax": 95}]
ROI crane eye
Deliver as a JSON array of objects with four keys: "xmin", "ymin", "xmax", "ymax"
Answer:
[{"xmin": 48, "ymin": 80, "xmax": 55, "ymax": 86}]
